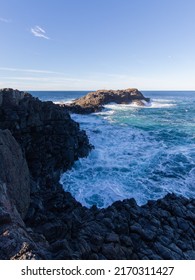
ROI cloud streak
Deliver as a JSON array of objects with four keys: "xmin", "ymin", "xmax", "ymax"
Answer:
[
  {"xmin": 31, "ymin": 26, "xmax": 50, "ymax": 40},
  {"xmin": 1, "ymin": 75, "xmax": 98, "ymax": 84},
  {"xmin": 0, "ymin": 67, "xmax": 61, "ymax": 75},
  {"xmin": 0, "ymin": 17, "xmax": 11, "ymax": 23}
]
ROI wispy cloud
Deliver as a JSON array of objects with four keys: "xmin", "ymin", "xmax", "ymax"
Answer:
[
  {"xmin": 31, "ymin": 26, "xmax": 50, "ymax": 40},
  {"xmin": 0, "ymin": 67, "xmax": 98, "ymax": 85},
  {"xmin": 0, "ymin": 17, "xmax": 11, "ymax": 23},
  {"xmin": 1, "ymin": 77, "xmax": 51, "ymax": 82},
  {"xmin": 1, "ymin": 76, "xmax": 97, "ymax": 84},
  {"xmin": 0, "ymin": 67, "xmax": 61, "ymax": 75}
]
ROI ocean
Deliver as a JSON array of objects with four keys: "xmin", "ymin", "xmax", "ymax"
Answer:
[{"xmin": 30, "ymin": 90, "xmax": 195, "ymax": 208}]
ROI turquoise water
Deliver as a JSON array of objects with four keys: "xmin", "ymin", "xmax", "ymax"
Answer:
[{"xmin": 31, "ymin": 91, "xmax": 195, "ymax": 208}]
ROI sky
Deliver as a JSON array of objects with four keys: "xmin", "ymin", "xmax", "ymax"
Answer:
[{"xmin": 0, "ymin": 0, "xmax": 195, "ymax": 90}]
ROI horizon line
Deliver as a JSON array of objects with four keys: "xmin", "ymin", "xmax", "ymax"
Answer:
[
  {"xmin": 21, "ymin": 88, "xmax": 195, "ymax": 92},
  {"xmin": 1, "ymin": 87, "xmax": 195, "ymax": 92}
]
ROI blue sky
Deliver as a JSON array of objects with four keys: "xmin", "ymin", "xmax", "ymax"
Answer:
[{"xmin": 0, "ymin": 0, "xmax": 195, "ymax": 90}]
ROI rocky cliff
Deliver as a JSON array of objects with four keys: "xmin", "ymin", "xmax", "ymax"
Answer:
[
  {"xmin": 0, "ymin": 88, "xmax": 195, "ymax": 260},
  {"xmin": 0, "ymin": 88, "xmax": 92, "ymax": 182},
  {"xmin": 0, "ymin": 129, "xmax": 50, "ymax": 259},
  {"xmin": 64, "ymin": 88, "xmax": 150, "ymax": 114},
  {"xmin": 0, "ymin": 88, "xmax": 92, "ymax": 259},
  {"xmin": 0, "ymin": 129, "xmax": 30, "ymax": 218}
]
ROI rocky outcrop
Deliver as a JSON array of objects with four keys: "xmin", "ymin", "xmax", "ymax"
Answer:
[
  {"xmin": 0, "ymin": 88, "xmax": 195, "ymax": 260},
  {"xmin": 0, "ymin": 88, "xmax": 92, "ymax": 259},
  {"xmin": 0, "ymin": 88, "xmax": 26, "ymax": 106},
  {"xmin": 64, "ymin": 88, "xmax": 150, "ymax": 114},
  {"xmin": 25, "ymin": 189, "xmax": 195, "ymax": 260},
  {"xmin": 0, "ymin": 129, "xmax": 50, "ymax": 259},
  {"xmin": 0, "ymin": 88, "xmax": 92, "ymax": 181},
  {"xmin": 0, "ymin": 129, "xmax": 30, "ymax": 218}
]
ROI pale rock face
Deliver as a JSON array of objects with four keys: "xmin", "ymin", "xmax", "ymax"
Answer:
[{"xmin": 0, "ymin": 129, "xmax": 30, "ymax": 218}]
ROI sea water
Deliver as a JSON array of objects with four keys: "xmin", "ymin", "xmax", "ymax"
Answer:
[{"xmin": 31, "ymin": 91, "xmax": 195, "ymax": 208}]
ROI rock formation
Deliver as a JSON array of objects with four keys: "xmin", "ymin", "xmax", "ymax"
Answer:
[
  {"xmin": 0, "ymin": 129, "xmax": 49, "ymax": 259},
  {"xmin": 0, "ymin": 88, "xmax": 195, "ymax": 260},
  {"xmin": 25, "ymin": 189, "xmax": 195, "ymax": 260},
  {"xmin": 0, "ymin": 88, "xmax": 92, "ymax": 182},
  {"xmin": 0, "ymin": 88, "xmax": 25, "ymax": 106},
  {"xmin": 0, "ymin": 129, "xmax": 30, "ymax": 218},
  {"xmin": 0, "ymin": 88, "xmax": 92, "ymax": 259},
  {"xmin": 64, "ymin": 88, "xmax": 150, "ymax": 114}
]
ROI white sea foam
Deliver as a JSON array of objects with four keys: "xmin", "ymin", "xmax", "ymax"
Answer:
[
  {"xmin": 104, "ymin": 103, "xmax": 146, "ymax": 110},
  {"xmin": 150, "ymin": 99, "xmax": 176, "ymax": 108},
  {"xmin": 60, "ymin": 96, "xmax": 195, "ymax": 208},
  {"xmin": 55, "ymin": 97, "xmax": 176, "ymax": 108},
  {"xmin": 103, "ymin": 99, "xmax": 176, "ymax": 110},
  {"xmin": 53, "ymin": 99, "xmax": 74, "ymax": 105}
]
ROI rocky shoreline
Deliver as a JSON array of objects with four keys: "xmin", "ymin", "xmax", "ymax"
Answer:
[
  {"xmin": 63, "ymin": 88, "xmax": 150, "ymax": 114},
  {"xmin": 0, "ymin": 88, "xmax": 195, "ymax": 260}
]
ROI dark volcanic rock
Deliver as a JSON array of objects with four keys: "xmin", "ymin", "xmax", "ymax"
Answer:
[
  {"xmin": 25, "ymin": 190, "xmax": 195, "ymax": 260},
  {"xmin": 64, "ymin": 88, "xmax": 150, "ymax": 113},
  {"xmin": 0, "ymin": 88, "xmax": 26, "ymax": 106},
  {"xmin": 0, "ymin": 88, "xmax": 195, "ymax": 260},
  {"xmin": 0, "ymin": 88, "xmax": 92, "ymax": 259},
  {"xmin": 0, "ymin": 88, "xmax": 92, "ymax": 181},
  {"xmin": 0, "ymin": 129, "xmax": 49, "ymax": 259},
  {"xmin": 0, "ymin": 129, "xmax": 30, "ymax": 218}
]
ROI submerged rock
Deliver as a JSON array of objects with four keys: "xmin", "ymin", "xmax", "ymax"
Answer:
[{"xmin": 63, "ymin": 88, "xmax": 150, "ymax": 113}]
